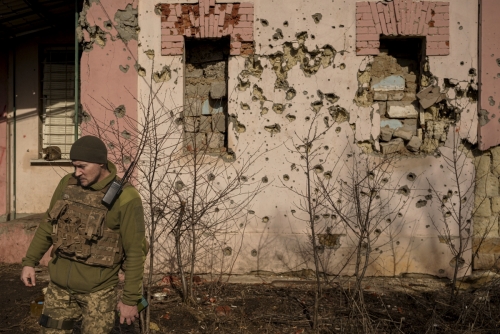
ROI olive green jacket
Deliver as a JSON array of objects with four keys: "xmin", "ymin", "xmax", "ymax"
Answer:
[{"xmin": 22, "ymin": 161, "xmax": 147, "ymax": 306}]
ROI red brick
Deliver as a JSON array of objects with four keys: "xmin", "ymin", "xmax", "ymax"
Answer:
[
  {"xmin": 209, "ymin": 0, "xmax": 215, "ymax": 6},
  {"xmin": 162, "ymin": 29, "xmax": 179, "ymax": 36},
  {"xmin": 428, "ymin": 27, "xmax": 438, "ymax": 35},
  {"xmin": 167, "ymin": 15, "xmax": 179, "ymax": 22},
  {"xmin": 357, "ymin": 6, "xmax": 372, "ymax": 13},
  {"xmin": 194, "ymin": 17, "xmax": 200, "ymax": 27},
  {"xmin": 369, "ymin": 2, "xmax": 381, "ymax": 25},
  {"xmin": 357, "ymin": 20, "xmax": 376, "ymax": 27},
  {"xmin": 438, "ymin": 27, "xmax": 449, "ymax": 35},
  {"xmin": 161, "ymin": 41, "xmax": 173, "ymax": 49},
  {"xmin": 238, "ymin": 8, "xmax": 254, "ymax": 15},
  {"xmin": 218, "ymin": 12, "xmax": 225, "ymax": 26},
  {"xmin": 189, "ymin": 12, "xmax": 195, "ymax": 26},
  {"xmin": 239, "ymin": 2, "xmax": 254, "ymax": 8},
  {"xmin": 357, "ymin": 48, "xmax": 380, "ymax": 55},
  {"xmin": 388, "ymin": 2, "xmax": 398, "ymax": 35},
  {"xmin": 433, "ymin": 13, "xmax": 448, "ymax": 21},
  {"xmin": 425, "ymin": 2, "xmax": 436, "ymax": 25},
  {"xmin": 400, "ymin": 7, "xmax": 406, "ymax": 35},
  {"xmin": 172, "ymin": 41, "xmax": 184, "ymax": 48},
  {"xmin": 217, "ymin": 27, "xmax": 223, "ymax": 38},
  {"xmin": 375, "ymin": 23, "xmax": 383, "ymax": 34},
  {"xmin": 356, "ymin": 41, "xmax": 369, "ymax": 48},
  {"xmin": 161, "ymin": 22, "xmax": 176, "ymax": 29},
  {"xmin": 230, "ymin": 48, "xmax": 241, "ymax": 55},
  {"xmin": 356, "ymin": 13, "xmax": 363, "ymax": 20},
  {"xmin": 210, "ymin": 13, "xmax": 214, "ymax": 27},
  {"xmin": 434, "ymin": 5, "xmax": 450, "ymax": 14},
  {"xmin": 248, "ymin": 14, "xmax": 254, "ymax": 21},
  {"xmin": 357, "ymin": 27, "xmax": 377, "ymax": 34},
  {"xmin": 427, "ymin": 34, "xmax": 449, "ymax": 41},
  {"xmin": 427, "ymin": 41, "xmax": 439, "ymax": 49},
  {"xmin": 357, "ymin": 33, "xmax": 380, "ymax": 41},
  {"xmin": 163, "ymin": 34, "xmax": 183, "ymax": 42},
  {"xmin": 438, "ymin": 41, "xmax": 448, "ymax": 48},
  {"xmin": 226, "ymin": 4, "xmax": 233, "ymax": 15},
  {"xmin": 426, "ymin": 48, "xmax": 449, "ymax": 56},
  {"xmin": 412, "ymin": 2, "xmax": 422, "ymax": 35},
  {"xmin": 369, "ymin": 41, "xmax": 381, "ymax": 48},
  {"xmin": 235, "ymin": 21, "xmax": 252, "ymax": 27},
  {"xmin": 378, "ymin": 13, "xmax": 389, "ymax": 35},
  {"xmin": 204, "ymin": 17, "xmax": 209, "ymax": 35},
  {"xmin": 433, "ymin": 20, "xmax": 449, "ymax": 27},
  {"xmin": 417, "ymin": 3, "xmax": 429, "ymax": 35},
  {"xmin": 383, "ymin": 5, "xmax": 392, "ymax": 35},
  {"xmin": 162, "ymin": 48, "xmax": 183, "ymax": 56},
  {"xmin": 393, "ymin": 0, "xmax": 401, "ymax": 22}
]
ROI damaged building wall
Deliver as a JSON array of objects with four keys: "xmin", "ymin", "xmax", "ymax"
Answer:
[
  {"xmin": 79, "ymin": 0, "xmax": 139, "ymax": 149},
  {"xmin": 133, "ymin": 0, "xmax": 480, "ymax": 278},
  {"xmin": 0, "ymin": 51, "xmax": 8, "ymax": 221}
]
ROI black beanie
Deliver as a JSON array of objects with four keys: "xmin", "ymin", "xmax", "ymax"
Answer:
[{"xmin": 70, "ymin": 135, "xmax": 107, "ymax": 164}]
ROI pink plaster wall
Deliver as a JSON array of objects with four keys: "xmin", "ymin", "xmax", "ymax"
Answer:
[
  {"xmin": 478, "ymin": 0, "xmax": 500, "ymax": 150},
  {"xmin": 80, "ymin": 0, "xmax": 138, "ymax": 158},
  {"xmin": 0, "ymin": 219, "xmax": 51, "ymax": 265},
  {"xmin": 0, "ymin": 51, "xmax": 7, "ymax": 218}
]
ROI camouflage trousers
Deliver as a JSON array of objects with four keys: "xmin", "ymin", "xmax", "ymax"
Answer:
[{"xmin": 41, "ymin": 282, "xmax": 116, "ymax": 334}]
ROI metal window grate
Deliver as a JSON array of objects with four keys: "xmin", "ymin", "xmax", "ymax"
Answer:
[{"xmin": 42, "ymin": 46, "xmax": 79, "ymax": 159}]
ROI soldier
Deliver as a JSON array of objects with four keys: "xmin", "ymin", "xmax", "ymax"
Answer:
[{"xmin": 20, "ymin": 135, "xmax": 147, "ymax": 333}]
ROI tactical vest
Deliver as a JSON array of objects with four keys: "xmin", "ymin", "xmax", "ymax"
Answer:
[{"xmin": 48, "ymin": 176, "xmax": 124, "ymax": 268}]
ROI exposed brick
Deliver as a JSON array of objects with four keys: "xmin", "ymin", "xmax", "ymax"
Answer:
[
  {"xmin": 162, "ymin": 48, "xmax": 184, "ymax": 56},
  {"xmin": 172, "ymin": 41, "xmax": 184, "ymax": 48},
  {"xmin": 161, "ymin": 22, "xmax": 176, "ymax": 29},
  {"xmin": 194, "ymin": 17, "xmax": 200, "ymax": 27},
  {"xmin": 426, "ymin": 48, "xmax": 449, "ymax": 56},
  {"xmin": 412, "ymin": 2, "xmax": 422, "ymax": 35},
  {"xmin": 239, "ymin": 2, "xmax": 254, "ymax": 8},
  {"xmin": 357, "ymin": 19, "xmax": 375, "ymax": 27},
  {"xmin": 425, "ymin": 2, "xmax": 436, "ymax": 25},
  {"xmin": 248, "ymin": 14, "xmax": 254, "ymax": 21},
  {"xmin": 369, "ymin": 2, "xmax": 381, "ymax": 26},
  {"xmin": 428, "ymin": 27, "xmax": 438, "ymax": 35},
  {"xmin": 378, "ymin": 12, "xmax": 389, "ymax": 35},
  {"xmin": 216, "ymin": 27, "xmax": 223, "ymax": 38},
  {"xmin": 163, "ymin": 34, "xmax": 183, "ymax": 42},
  {"xmin": 383, "ymin": 5, "xmax": 393, "ymax": 35},
  {"xmin": 438, "ymin": 27, "xmax": 449, "ymax": 35},
  {"xmin": 357, "ymin": 27, "xmax": 377, "ymax": 34},
  {"xmin": 226, "ymin": 3, "xmax": 233, "ymax": 15},
  {"xmin": 209, "ymin": 0, "xmax": 215, "ymax": 6},
  {"xmin": 205, "ymin": 16, "xmax": 209, "ymax": 32},
  {"xmin": 218, "ymin": 12, "xmax": 225, "ymax": 26},
  {"xmin": 235, "ymin": 21, "xmax": 252, "ymax": 28},
  {"xmin": 407, "ymin": 1, "xmax": 416, "ymax": 35},
  {"xmin": 427, "ymin": 34, "xmax": 449, "ymax": 41},
  {"xmin": 400, "ymin": 6, "xmax": 406, "ymax": 35},
  {"xmin": 209, "ymin": 12, "xmax": 214, "ymax": 28},
  {"xmin": 161, "ymin": 41, "xmax": 173, "ymax": 49},
  {"xmin": 368, "ymin": 40, "xmax": 380, "ymax": 48},
  {"xmin": 357, "ymin": 48, "xmax": 380, "ymax": 56},
  {"xmin": 356, "ymin": 41, "xmax": 369, "ymax": 48},
  {"xmin": 438, "ymin": 41, "xmax": 448, "ymax": 48},
  {"xmin": 427, "ymin": 41, "xmax": 439, "ymax": 49},
  {"xmin": 357, "ymin": 5, "xmax": 372, "ymax": 13},
  {"xmin": 185, "ymin": 28, "xmax": 192, "ymax": 36},
  {"xmin": 357, "ymin": 33, "xmax": 380, "ymax": 41},
  {"xmin": 432, "ymin": 13, "xmax": 448, "ymax": 21},
  {"xmin": 393, "ymin": 0, "xmax": 401, "ymax": 22},
  {"xmin": 388, "ymin": 2, "xmax": 398, "ymax": 35},
  {"xmin": 433, "ymin": 20, "xmax": 449, "ymax": 27},
  {"xmin": 375, "ymin": 23, "xmax": 383, "ymax": 34},
  {"xmin": 167, "ymin": 15, "xmax": 179, "ymax": 22},
  {"xmin": 230, "ymin": 47, "xmax": 241, "ymax": 55},
  {"xmin": 356, "ymin": 13, "xmax": 362, "ymax": 20},
  {"xmin": 417, "ymin": 3, "xmax": 429, "ymax": 35},
  {"xmin": 238, "ymin": 7, "xmax": 254, "ymax": 15}
]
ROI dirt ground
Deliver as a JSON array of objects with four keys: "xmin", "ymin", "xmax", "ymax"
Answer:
[{"xmin": 2, "ymin": 263, "xmax": 500, "ymax": 333}]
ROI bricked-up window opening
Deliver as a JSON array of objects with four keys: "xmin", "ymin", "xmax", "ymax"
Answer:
[
  {"xmin": 375, "ymin": 37, "xmax": 427, "ymax": 154},
  {"xmin": 184, "ymin": 37, "xmax": 229, "ymax": 152}
]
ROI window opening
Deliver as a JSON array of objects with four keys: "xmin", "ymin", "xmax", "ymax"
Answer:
[
  {"xmin": 184, "ymin": 37, "xmax": 229, "ymax": 153},
  {"xmin": 41, "ymin": 46, "xmax": 80, "ymax": 159}
]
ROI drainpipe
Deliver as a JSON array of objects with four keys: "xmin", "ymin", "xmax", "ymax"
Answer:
[
  {"xmin": 12, "ymin": 44, "xmax": 16, "ymax": 220},
  {"xmin": 74, "ymin": 0, "xmax": 79, "ymax": 141}
]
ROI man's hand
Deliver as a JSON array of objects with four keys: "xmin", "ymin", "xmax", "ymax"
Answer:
[
  {"xmin": 117, "ymin": 301, "xmax": 139, "ymax": 325},
  {"xmin": 21, "ymin": 266, "xmax": 36, "ymax": 287}
]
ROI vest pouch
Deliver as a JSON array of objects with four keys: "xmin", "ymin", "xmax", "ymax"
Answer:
[{"xmin": 83, "ymin": 209, "xmax": 106, "ymax": 241}]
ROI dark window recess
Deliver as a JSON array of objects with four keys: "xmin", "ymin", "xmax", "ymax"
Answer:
[
  {"xmin": 184, "ymin": 37, "xmax": 230, "ymax": 153},
  {"xmin": 374, "ymin": 37, "xmax": 427, "ymax": 154}
]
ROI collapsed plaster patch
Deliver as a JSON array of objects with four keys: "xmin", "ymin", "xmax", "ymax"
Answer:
[
  {"xmin": 135, "ymin": 63, "xmax": 146, "ymax": 77},
  {"xmin": 267, "ymin": 32, "xmax": 336, "ymax": 89},
  {"xmin": 264, "ymin": 124, "xmax": 281, "ymax": 136},
  {"xmin": 144, "ymin": 49, "xmax": 155, "ymax": 60},
  {"xmin": 114, "ymin": 105, "xmax": 126, "ymax": 118},
  {"xmin": 153, "ymin": 65, "xmax": 171, "ymax": 83},
  {"xmin": 285, "ymin": 88, "xmax": 296, "ymax": 100},
  {"xmin": 114, "ymin": 4, "xmax": 139, "ymax": 42},
  {"xmin": 328, "ymin": 106, "xmax": 349, "ymax": 123},
  {"xmin": 312, "ymin": 13, "xmax": 322, "ymax": 24},
  {"xmin": 119, "ymin": 64, "xmax": 130, "ymax": 73}
]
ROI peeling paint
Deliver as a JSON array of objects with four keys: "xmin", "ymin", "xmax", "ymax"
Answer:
[{"xmin": 114, "ymin": 4, "xmax": 139, "ymax": 42}]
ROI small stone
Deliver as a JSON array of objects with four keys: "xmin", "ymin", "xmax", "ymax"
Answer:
[
  {"xmin": 210, "ymin": 81, "xmax": 227, "ymax": 99},
  {"xmin": 417, "ymin": 85, "xmax": 443, "ymax": 109},
  {"xmin": 212, "ymin": 113, "xmax": 226, "ymax": 132},
  {"xmin": 378, "ymin": 102, "xmax": 387, "ymax": 116},
  {"xmin": 393, "ymin": 128, "xmax": 413, "ymax": 140},
  {"xmin": 380, "ymin": 119, "xmax": 403, "ymax": 129},
  {"xmin": 380, "ymin": 127, "xmax": 394, "ymax": 142},
  {"xmin": 185, "ymin": 68, "xmax": 204, "ymax": 78},
  {"xmin": 491, "ymin": 146, "xmax": 500, "ymax": 177},
  {"xmin": 374, "ymin": 92, "xmax": 388, "ymax": 101},
  {"xmin": 372, "ymin": 75, "xmax": 405, "ymax": 91},
  {"xmin": 380, "ymin": 138, "xmax": 404, "ymax": 154},
  {"xmin": 406, "ymin": 136, "xmax": 422, "ymax": 152},
  {"xmin": 199, "ymin": 116, "xmax": 212, "ymax": 133},
  {"xmin": 388, "ymin": 92, "xmax": 404, "ymax": 101},
  {"xmin": 475, "ymin": 197, "xmax": 491, "ymax": 218},
  {"xmin": 405, "ymin": 74, "xmax": 417, "ymax": 83},
  {"xmin": 184, "ymin": 99, "xmax": 202, "ymax": 116},
  {"xmin": 207, "ymin": 132, "xmax": 225, "ymax": 149},
  {"xmin": 491, "ymin": 197, "xmax": 500, "ymax": 213},
  {"xmin": 387, "ymin": 101, "xmax": 419, "ymax": 118},
  {"xmin": 184, "ymin": 117, "xmax": 200, "ymax": 132}
]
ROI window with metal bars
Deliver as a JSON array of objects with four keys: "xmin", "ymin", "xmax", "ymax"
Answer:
[{"xmin": 41, "ymin": 46, "xmax": 79, "ymax": 159}]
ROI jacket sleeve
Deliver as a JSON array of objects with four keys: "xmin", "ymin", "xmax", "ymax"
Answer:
[
  {"xmin": 21, "ymin": 175, "xmax": 70, "ymax": 267},
  {"xmin": 119, "ymin": 187, "xmax": 147, "ymax": 306}
]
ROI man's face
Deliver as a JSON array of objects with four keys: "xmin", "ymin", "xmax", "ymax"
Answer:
[{"xmin": 72, "ymin": 160, "xmax": 105, "ymax": 187}]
